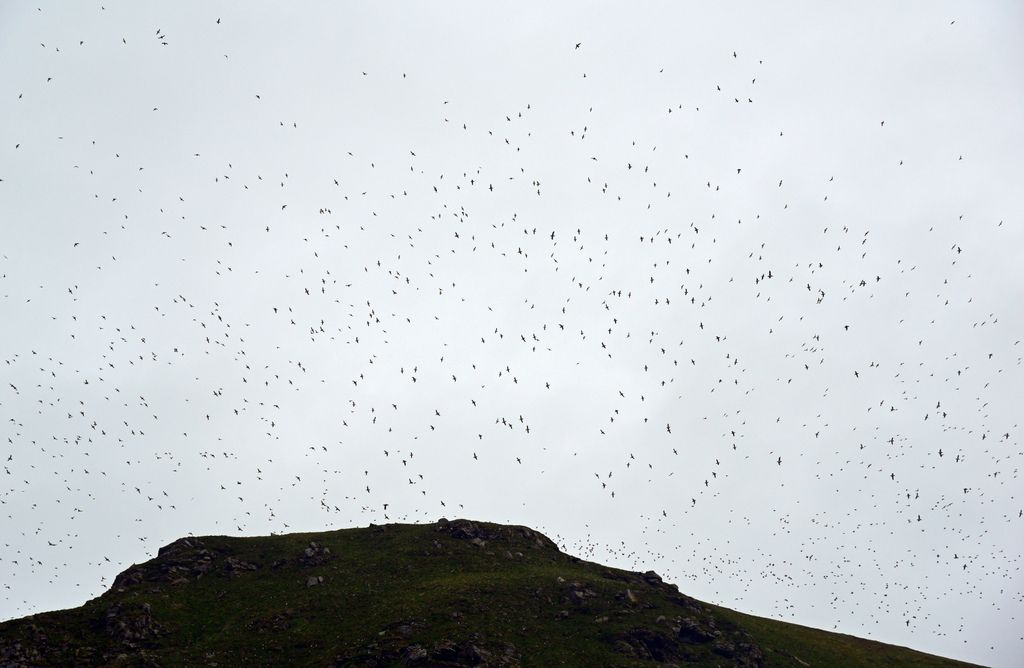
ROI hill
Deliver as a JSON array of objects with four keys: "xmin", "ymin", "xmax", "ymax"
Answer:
[{"xmin": 0, "ymin": 519, "xmax": 982, "ymax": 667}]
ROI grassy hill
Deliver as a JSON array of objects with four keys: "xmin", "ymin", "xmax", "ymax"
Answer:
[{"xmin": 0, "ymin": 519, "xmax": 982, "ymax": 667}]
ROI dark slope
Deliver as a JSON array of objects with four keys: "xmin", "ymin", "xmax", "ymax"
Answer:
[{"xmin": 0, "ymin": 519, "xmax": 981, "ymax": 667}]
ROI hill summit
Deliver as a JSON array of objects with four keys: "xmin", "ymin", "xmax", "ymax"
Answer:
[{"xmin": 0, "ymin": 519, "xmax": 980, "ymax": 667}]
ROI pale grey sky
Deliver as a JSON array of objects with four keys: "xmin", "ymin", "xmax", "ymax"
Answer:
[{"xmin": 2, "ymin": 2, "xmax": 1023, "ymax": 665}]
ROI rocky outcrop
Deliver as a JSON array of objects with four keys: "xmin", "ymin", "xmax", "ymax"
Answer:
[
  {"xmin": 613, "ymin": 618, "xmax": 764, "ymax": 667},
  {"xmin": 103, "ymin": 603, "xmax": 162, "ymax": 648},
  {"xmin": 434, "ymin": 518, "xmax": 558, "ymax": 552},
  {"xmin": 114, "ymin": 538, "xmax": 218, "ymax": 588},
  {"xmin": 299, "ymin": 540, "xmax": 333, "ymax": 567},
  {"xmin": 334, "ymin": 637, "xmax": 521, "ymax": 667},
  {"xmin": 112, "ymin": 537, "xmax": 260, "ymax": 589}
]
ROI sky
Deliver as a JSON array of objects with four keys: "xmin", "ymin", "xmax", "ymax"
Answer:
[{"xmin": 1, "ymin": 1, "xmax": 1023, "ymax": 665}]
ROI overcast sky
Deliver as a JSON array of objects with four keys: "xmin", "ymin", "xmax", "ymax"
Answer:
[{"xmin": 2, "ymin": 2, "xmax": 1023, "ymax": 665}]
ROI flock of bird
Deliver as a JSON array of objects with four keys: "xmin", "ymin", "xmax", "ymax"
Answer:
[{"xmin": 0, "ymin": 5, "xmax": 1021, "ymax": 666}]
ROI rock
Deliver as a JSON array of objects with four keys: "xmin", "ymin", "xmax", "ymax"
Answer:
[
  {"xmin": 613, "ymin": 628, "xmax": 683, "ymax": 662},
  {"xmin": 642, "ymin": 570, "xmax": 663, "ymax": 585},
  {"xmin": 613, "ymin": 639, "xmax": 637, "ymax": 657},
  {"xmin": 306, "ymin": 575, "xmax": 324, "ymax": 587},
  {"xmin": 402, "ymin": 644, "xmax": 427, "ymax": 664},
  {"xmin": 0, "ymin": 638, "xmax": 45, "ymax": 666},
  {"xmin": 115, "ymin": 537, "xmax": 221, "ymax": 588},
  {"xmin": 510, "ymin": 525, "xmax": 559, "ymax": 551},
  {"xmin": 443, "ymin": 519, "xmax": 488, "ymax": 540},
  {"xmin": 112, "ymin": 568, "xmax": 145, "ymax": 588},
  {"xmin": 667, "ymin": 593, "xmax": 703, "ymax": 613},
  {"xmin": 223, "ymin": 555, "xmax": 258, "ymax": 576},
  {"xmin": 735, "ymin": 642, "xmax": 766, "ymax": 667},
  {"xmin": 565, "ymin": 581, "xmax": 598, "ymax": 605},
  {"xmin": 103, "ymin": 603, "xmax": 162, "ymax": 647},
  {"xmin": 434, "ymin": 518, "xmax": 559, "ymax": 552},
  {"xmin": 677, "ymin": 617, "xmax": 715, "ymax": 643},
  {"xmin": 157, "ymin": 537, "xmax": 201, "ymax": 557},
  {"xmin": 300, "ymin": 541, "xmax": 333, "ymax": 567},
  {"xmin": 713, "ymin": 640, "xmax": 737, "ymax": 657},
  {"xmin": 357, "ymin": 639, "xmax": 521, "ymax": 668}
]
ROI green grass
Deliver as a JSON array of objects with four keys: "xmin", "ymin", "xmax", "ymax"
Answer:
[{"xmin": 0, "ymin": 519, "xmax": 983, "ymax": 667}]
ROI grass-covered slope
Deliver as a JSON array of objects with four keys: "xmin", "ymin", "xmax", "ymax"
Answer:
[{"xmin": 0, "ymin": 519, "xmax": 982, "ymax": 667}]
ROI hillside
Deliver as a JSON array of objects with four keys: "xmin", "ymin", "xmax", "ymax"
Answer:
[{"xmin": 0, "ymin": 519, "xmax": 982, "ymax": 667}]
